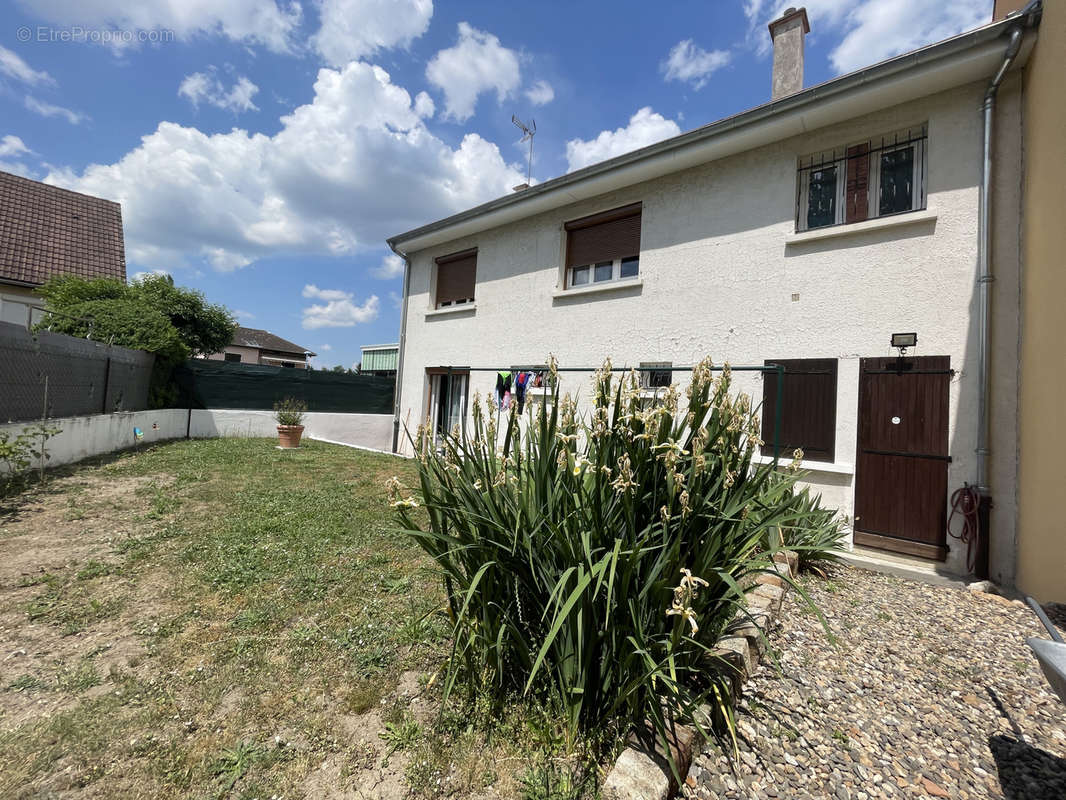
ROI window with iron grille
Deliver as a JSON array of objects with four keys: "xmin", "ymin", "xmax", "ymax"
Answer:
[
  {"xmin": 796, "ymin": 125, "xmax": 927, "ymax": 232},
  {"xmin": 564, "ymin": 203, "xmax": 642, "ymax": 289},
  {"xmin": 761, "ymin": 358, "xmax": 838, "ymax": 462},
  {"xmin": 639, "ymin": 362, "xmax": 672, "ymax": 389},
  {"xmin": 224, "ymin": 352, "xmax": 241, "ymax": 363}
]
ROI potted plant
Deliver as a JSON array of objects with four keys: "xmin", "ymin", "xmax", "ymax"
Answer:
[{"xmin": 274, "ymin": 397, "xmax": 307, "ymax": 448}]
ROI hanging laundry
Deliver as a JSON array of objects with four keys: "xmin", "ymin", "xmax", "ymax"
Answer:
[
  {"xmin": 495, "ymin": 370, "xmax": 512, "ymax": 410},
  {"xmin": 514, "ymin": 371, "xmax": 531, "ymax": 413}
]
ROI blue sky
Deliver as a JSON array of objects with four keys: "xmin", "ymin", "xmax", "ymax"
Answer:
[{"xmin": 0, "ymin": 0, "xmax": 990, "ymax": 368}]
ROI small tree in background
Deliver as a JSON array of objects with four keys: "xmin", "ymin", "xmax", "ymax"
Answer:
[{"xmin": 37, "ymin": 274, "xmax": 236, "ymax": 407}]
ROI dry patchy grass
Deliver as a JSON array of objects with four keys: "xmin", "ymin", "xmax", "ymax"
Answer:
[{"xmin": 0, "ymin": 438, "xmax": 592, "ymax": 799}]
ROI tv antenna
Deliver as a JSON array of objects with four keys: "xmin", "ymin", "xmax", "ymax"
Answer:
[{"xmin": 512, "ymin": 114, "xmax": 536, "ymax": 187}]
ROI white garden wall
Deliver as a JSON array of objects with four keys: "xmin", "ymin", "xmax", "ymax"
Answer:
[{"xmin": 0, "ymin": 409, "xmax": 396, "ymax": 472}]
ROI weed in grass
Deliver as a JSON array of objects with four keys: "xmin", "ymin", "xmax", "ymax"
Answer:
[
  {"xmin": 518, "ymin": 760, "xmax": 593, "ymax": 800},
  {"xmin": 76, "ymin": 559, "xmax": 118, "ymax": 580},
  {"xmin": 17, "ymin": 571, "xmax": 60, "ymax": 588},
  {"xmin": 379, "ymin": 715, "xmax": 421, "ymax": 766},
  {"xmin": 345, "ymin": 679, "xmax": 385, "ymax": 714},
  {"xmin": 212, "ymin": 740, "xmax": 263, "ymax": 794},
  {"xmin": 55, "ymin": 659, "xmax": 101, "ymax": 693},
  {"xmin": 26, "ymin": 584, "xmax": 123, "ymax": 635},
  {"xmin": 8, "ymin": 673, "xmax": 47, "ymax": 692}
]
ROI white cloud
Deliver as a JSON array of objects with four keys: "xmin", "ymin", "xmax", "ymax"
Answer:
[
  {"xmin": 25, "ymin": 96, "xmax": 86, "ymax": 124},
  {"xmin": 131, "ymin": 269, "xmax": 170, "ymax": 282},
  {"xmin": 234, "ymin": 309, "xmax": 256, "ymax": 321},
  {"xmin": 661, "ymin": 40, "xmax": 730, "ymax": 89},
  {"xmin": 302, "ymin": 284, "xmax": 351, "ymax": 301},
  {"xmin": 413, "ymin": 91, "xmax": 435, "ymax": 118},
  {"xmin": 319, "ymin": 343, "xmax": 333, "ymax": 351},
  {"xmin": 18, "ymin": 0, "xmax": 302, "ymax": 53},
  {"xmin": 372, "ymin": 253, "xmax": 404, "ymax": 279},
  {"xmin": 179, "ymin": 69, "xmax": 260, "ymax": 113},
  {"xmin": 0, "ymin": 45, "xmax": 55, "ymax": 86},
  {"xmin": 426, "ymin": 22, "xmax": 521, "ymax": 122},
  {"xmin": 311, "ymin": 0, "xmax": 433, "ymax": 66},
  {"xmin": 0, "ymin": 135, "xmax": 31, "ymax": 158},
  {"xmin": 45, "ymin": 61, "xmax": 525, "ymax": 272},
  {"xmin": 565, "ymin": 107, "xmax": 681, "ymax": 172},
  {"xmin": 745, "ymin": 0, "xmax": 989, "ymax": 74},
  {"xmin": 525, "ymin": 80, "xmax": 554, "ymax": 106},
  {"xmin": 828, "ymin": 0, "xmax": 989, "ymax": 73},
  {"xmin": 301, "ymin": 285, "xmax": 380, "ymax": 328}
]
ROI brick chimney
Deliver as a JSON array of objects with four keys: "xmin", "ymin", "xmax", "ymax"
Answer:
[{"xmin": 768, "ymin": 7, "xmax": 810, "ymax": 100}]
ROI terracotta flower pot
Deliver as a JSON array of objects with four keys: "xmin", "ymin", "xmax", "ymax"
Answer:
[{"xmin": 277, "ymin": 425, "xmax": 305, "ymax": 449}]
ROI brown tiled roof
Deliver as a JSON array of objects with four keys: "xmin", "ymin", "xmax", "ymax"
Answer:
[
  {"xmin": 0, "ymin": 169, "xmax": 126, "ymax": 287},
  {"xmin": 232, "ymin": 326, "xmax": 316, "ymax": 357}
]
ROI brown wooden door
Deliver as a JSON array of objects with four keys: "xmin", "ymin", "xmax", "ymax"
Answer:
[{"xmin": 853, "ymin": 356, "xmax": 951, "ymax": 560}]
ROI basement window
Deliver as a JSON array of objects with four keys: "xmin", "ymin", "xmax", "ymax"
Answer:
[
  {"xmin": 565, "ymin": 203, "xmax": 642, "ymax": 289},
  {"xmin": 796, "ymin": 125, "xmax": 927, "ymax": 232}
]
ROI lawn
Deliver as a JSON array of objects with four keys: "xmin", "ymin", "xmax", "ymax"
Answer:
[{"xmin": 0, "ymin": 438, "xmax": 570, "ymax": 799}]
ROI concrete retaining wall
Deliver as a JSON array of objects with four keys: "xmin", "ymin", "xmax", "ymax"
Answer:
[
  {"xmin": 0, "ymin": 409, "xmax": 395, "ymax": 471},
  {"xmin": 188, "ymin": 410, "xmax": 394, "ymax": 453}
]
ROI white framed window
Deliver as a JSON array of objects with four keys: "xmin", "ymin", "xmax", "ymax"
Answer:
[
  {"xmin": 564, "ymin": 203, "xmax": 642, "ymax": 289},
  {"xmin": 796, "ymin": 125, "xmax": 927, "ymax": 232},
  {"xmin": 568, "ymin": 255, "xmax": 640, "ymax": 288}
]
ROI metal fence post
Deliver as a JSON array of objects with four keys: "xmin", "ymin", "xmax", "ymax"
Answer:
[{"xmin": 101, "ymin": 355, "xmax": 111, "ymax": 414}]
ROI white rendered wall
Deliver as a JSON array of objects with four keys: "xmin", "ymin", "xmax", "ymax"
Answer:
[
  {"xmin": 396, "ymin": 81, "xmax": 1023, "ymax": 582},
  {"xmin": 0, "ymin": 410, "xmax": 396, "ymax": 472},
  {"xmin": 189, "ymin": 410, "xmax": 394, "ymax": 452},
  {"xmin": 0, "ymin": 409, "xmax": 189, "ymax": 469}
]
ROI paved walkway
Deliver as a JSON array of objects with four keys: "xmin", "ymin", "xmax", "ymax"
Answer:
[{"xmin": 683, "ymin": 566, "xmax": 1066, "ymax": 799}]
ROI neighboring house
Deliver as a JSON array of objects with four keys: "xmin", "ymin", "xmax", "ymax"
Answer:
[
  {"xmin": 205, "ymin": 326, "xmax": 316, "ymax": 369},
  {"xmin": 360, "ymin": 343, "xmax": 399, "ymax": 377},
  {"xmin": 995, "ymin": 0, "xmax": 1064, "ymax": 602},
  {"xmin": 388, "ymin": 7, "xmax": 1042, "ymax": 589},
  {"xmin": 0, "ymin": 170, "xmax": 126, "ymax": 326}
]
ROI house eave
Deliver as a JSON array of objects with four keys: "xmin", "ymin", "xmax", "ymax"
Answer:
[{"xmin": 387, "ymin": 18, "xmax": 1034, "ymax": 254}]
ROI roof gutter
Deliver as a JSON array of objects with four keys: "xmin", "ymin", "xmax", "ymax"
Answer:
[{"xmin": 388, "ymin": 17, "xmax": 1032, "ymax": 254}]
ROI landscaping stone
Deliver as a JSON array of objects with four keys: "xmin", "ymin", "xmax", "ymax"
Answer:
[
  {"xmin": 603, "ymin": 552, "xmax": 800, "ymax": 798},
  {"xmin": 681, "ymin": 566, "xmax": 1066, "ymax": 800}
]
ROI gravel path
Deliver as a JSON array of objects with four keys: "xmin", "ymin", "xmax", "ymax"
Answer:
[{"xmin": 683, "ymin": 566, "xmax": 1066, "ymax": 800}]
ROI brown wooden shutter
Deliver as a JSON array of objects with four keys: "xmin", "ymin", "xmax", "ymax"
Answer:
[
  {"xmin": 565, "ymin": 203, "xmax": 642, "ymax": 267},
  {"xmin": 434, "ymin": 249, "xmax": 477, "ymax": 307},
  {"xmin": 761, "ymin": 358, "xmax": 838, "ymax": 462},
  {"xmin": 845, "ymin": 143, "xmax": 870, "ymax": 224}
]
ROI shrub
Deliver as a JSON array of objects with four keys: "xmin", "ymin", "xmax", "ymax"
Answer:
[
  {"xmin": 273, "ymin": 397, "xmax": 307, "ymax": 427},
  {"xmin": 775, "ymin": 483, "xmax": 846, "ymax": 576},
  {"xmin": 392, "ymin": 358, "xmax": 830, "ymax": 772},
  {"xmin": 0, "ymin": 422, "xmax": 61, "ymax": 496}
]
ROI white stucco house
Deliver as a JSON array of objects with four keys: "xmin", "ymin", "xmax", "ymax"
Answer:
[{"xmin": 386, "ymin": 7, "xmax": 1041, "ymax": 587}]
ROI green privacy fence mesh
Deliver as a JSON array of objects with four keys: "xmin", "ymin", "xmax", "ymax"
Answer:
[{"xmin": 173, "ymin": 359, "xmax": 395, "ymax": 414}]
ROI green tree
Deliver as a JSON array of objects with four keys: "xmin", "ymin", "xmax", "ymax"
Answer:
[
  {"xmin": 38, "ymin": 274, "xmax": 235, "ymax": 357},
  {"xmin": 37, "ymin": 274, "xmax": 236, "ymax": 407}
]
